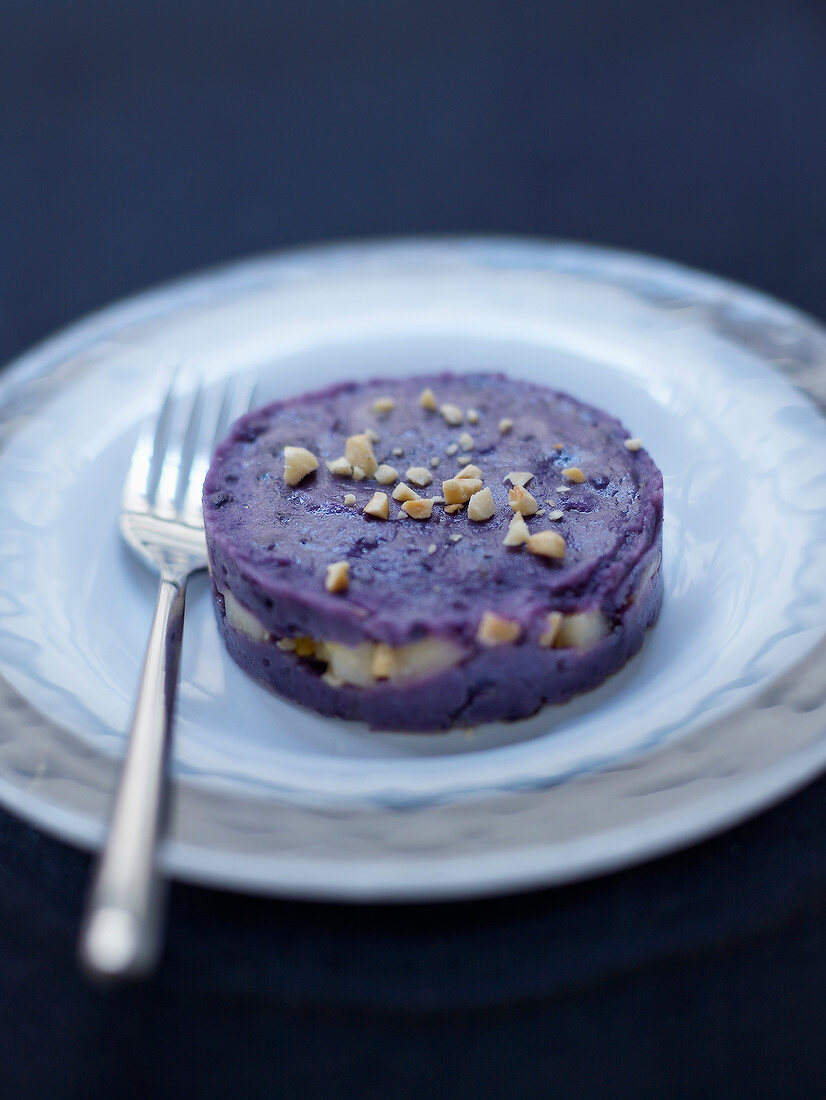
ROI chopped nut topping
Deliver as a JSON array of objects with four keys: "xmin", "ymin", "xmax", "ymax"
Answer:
[
  {"xmin": 352, "ymin": 466, "xmax": 366, "ymax": 481},
  {"xmin": 458, "ymin": 431, "xmax": 474, "ymax": 451},
  {"xmin": 326, "ymin": 456, "xmax": 353, "ymax": 477},
  {"xmin": 548, "ymin": 509, "xmax": 564, "ymax": 521},
  {"xmin": 294, "ymin": 637, "xmax": 316, "ymax": 658},
  {"xmin": 498, "ymin": 418, "xmax": 513, "ymax": 433},
  {"xmin": 443, "ymin": 476, "xmax": 483, "ymax": 504},
  {"xmin": 449, "ymin": 533, "xmax": 463, "ymax": 542},
  {"xmin": 365, "ymin": 427, "xmax": 380, "ymax": 443},
  {"xmin": 276, "ymin": 637, "xmax": 297, "ymax": 651},
  {"xmin": 439, "ymin": 402, "xmax": 463, "ymax": 426},
  {"xmin": 556, "ymin": 485, "xmax": 571, "ymax": 493},
  {"xmin": 552, "ymin": 443, "xmax": 564, "ymax": 452},
  {"xmin": 375, "ymin": 464, "xmax": 399, "ymax": 485},
  {"xmin": 467, "ymin": 408, "xmax": 480, "ymax": 424},
  {"xmin": 372, "ymin": 396, "xmax": 396, "ymax": 414},
  {"xmin": 344, "ymin": 493, "xmax": 357, "ymax": 506},
  {"xmin": 538, "ymin": 611, "xmax": 563, "ymax": 647},
  {"xmin": 345, "ymin": 433, "xmax": 378, "ymax": 477},
  {"xmin": 503, "ymin": 513, "xmax": 530, "ymax": 546},
  {"xmin": 363, "ymin": 491, "xmax": 389, "ymax": 520},
  {"xmin": 458, "ymin": 455, "xmax": 473, "ymax": 466},
  {"xmin": 427, "ymin": 543, "xmax": 437, "ymax": 554},
  {"xmin": 445, "ymin": 442, "xmax": 459, "ymax": 456},
  {"xmin": 419, "ymin": 387, "xmax": 437, "ymax": 410},
  {"xmin": 445, "ymin": 503, "xmax": 465, "ymax": 514},
  {"xmin": 430, "ymin": 456, "xmax": 440, "ymax": 468},
  {"xmin": 392, "ymin": 446, "xmax": 403, "ymax": 457},
  {"xmin": 505, "ymin": 471, "xmax": 534, "ymax": 488},
  {"xmin": 468, "ymin": 487, "xmax": 495, "ymax": 521},
  {"xmin": 401, "ymin": 497, "xmax": 437, "ymax": 520},
  {"xmin": 406, "ymin": 466, "xmax": 433, "ymax": 487},
  {"xmin": 562, "ymin": 466, "xmax": 586, "ymax": 483},
  {"xmin": 283, "ymin": 446, "xmax": 319, "ymax": 486},
  {"xmin": 526, "ymin": 530, "xmax": 566, "ymax": 559},
  {"xmin": 325, "ymin": 560, "xmax": 350, "ymax": 592},
  {"xmin": 624, "ymin": 437, "xmax": 643, "ymax": 452},
  {"xmin": 392, "ymin": 482, "xmax": 420, "ymax": 502},
  {"xmin": 508, "ymin": 485, "xmax": 539, "ymax": 515},
  {"xmin": 476, "ymin": 612, "xmax": 522, "ymax": 646},
  {"xmin": 535, "ymin": 510, "xmax": 545, "ymax": 517},
  {"xmin": 456, "ymin": 463, "xmax": 482, "ymax": 480}
]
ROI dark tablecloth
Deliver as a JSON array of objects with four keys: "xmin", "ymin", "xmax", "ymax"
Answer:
[{"xmin": 2, "ymin": 2, "xmax": 826, "ymax": 1095}]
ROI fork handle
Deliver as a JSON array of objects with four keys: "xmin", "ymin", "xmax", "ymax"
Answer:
[{"xmin": 79, "ymin": 572, "xmax": 187, "ymax": 979}]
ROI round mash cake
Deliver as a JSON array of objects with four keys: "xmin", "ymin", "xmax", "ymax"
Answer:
[{"xmin": 203, "ymin": 373, "xmax": 663, "ymax": 731}]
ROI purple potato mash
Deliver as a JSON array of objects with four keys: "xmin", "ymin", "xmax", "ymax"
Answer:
[{"xmin": 203, "ymin": 372, "xmax": 663, "ymax": 730}]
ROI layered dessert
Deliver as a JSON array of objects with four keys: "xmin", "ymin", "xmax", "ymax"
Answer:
[{"xmin": 203, "ymin": 373, "xmax": 663, "ymax": 730}]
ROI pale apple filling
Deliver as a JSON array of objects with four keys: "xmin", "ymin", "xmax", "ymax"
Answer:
[{"xmin": 219, "ymin": 587, "xmax": 635, "ymax": 689}]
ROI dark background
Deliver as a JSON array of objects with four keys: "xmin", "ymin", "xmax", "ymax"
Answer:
[{"xmin": 2, "ymin": 1, "xmax": 826, "ymax": 1096}]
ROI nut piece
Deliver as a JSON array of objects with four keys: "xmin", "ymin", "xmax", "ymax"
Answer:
[
  {"xmin": 468, "ymin": 487, "xmax": 495, "ymax": 521},
  {"xmin": 401, "ymin": 497, "xmax": 437, "ymax": 520},
  {"xmin": 498, "ymin": 418, "xmax": 513, "ymax": 433},
  {"xmin": 345, "ymin": 433, "xmax": 378, "ymax": 477},
  {"xmin": 283, "ymin": 446, "xmax": 319, "ymax": 486},
  {"xmin": 449, "ymin": 533, "xmax": 463, "ymax": 542},
  {"xmin": 406, "ymin": 466, "xmax": 433, "ymax": 488},
  {"xmin": 352, "ymin": 466, "xmax": 366, "ymax": 481},
  {"xmin": 458, "ymin": 431, "xmax": 474, "ymax": 451},
  {"xmin": 467, "ymin": 408, "xmax": 480, "ymax": 424},
  {"xmin": 443, "ymin": 476, "xmax": 483, "ymax": 504},
  {"xmin": 363, "ymin": 491, "xmax": 389, "ymax": 520},
  {"xmin": 526, "ymin": 530, "xmax": 566, "ymax": 559},
  {"xmin": 430, "ymin": 456, "xmax": 440, "ymax": 468},
  {"xmin": 456, "ymin": 463, "xmax": 482, "ymax": 480},
  {"xmin": 444, "ymin": 503, "xmax": 464, "ymax": 514},
  {"xmin": 508, "ymin": 485, "xmax": 539, "ymax": 515},
  {"xmin": 365, "ymin": 427, "xmax": 380, "ymax": 443},
  {"xmin": 392, "ymin": 482, "xmax": 420, "ymax": 502},
  {"xmin": 548, "ymin": 509, "xmax": 564, "ymax": 521},
  {"xmin": 392, "ymin": 446, "xmax": 404, "ymax": 457},
  {"xmin": 505, "ymin": 471, "xmax": 534, "ymax": 488},
  {"xmin": 326, "ymin": 456, "xmax": 353, "ymax": 477},
  {"xmin": 538, "ymin": 611, "xmax": 563, "ymax": 647},
  {"xmin": 562, "ymin": 466, "xmax": 586, "ymax": 483},
  {"xmin": 445, "ymin": 442, "xmax": 459, "ymax": 456},
  {"xmin": 325, "ymin": 560, "xmax": 350, "ymax": 593},
  {"xmin": 476, "ymin": 611, "xmax": 522, "ymax": 646},
  {"xmin": 439, "ymin": 402, "xmax": 464, "ymax": 426},
  {"xmin": 624, "ymin": 438, "xmax": 643, "ymax": 452},
  {"xmin": 375, "ymin": 464, "xmax": 399, "ymax": 485},
  {"xmin": 372, "ymin": 396, "xmax": 396, "ymax": 414},
  {"xmin": 419, "ymin": 387, "xmax": 437, "ymax": 410},
  {"xmin": 503, "ymin": 513, "xmax": 530, "ymax": 546},
  {"xmin": 344, "ymin": 493, "xmax": 357, "ymax": 506}
]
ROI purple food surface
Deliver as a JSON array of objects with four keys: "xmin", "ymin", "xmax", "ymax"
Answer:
[
  {"xmin": 213, "ymin": 546, "xmax": 662, "ymax": 731},
  {"xmin": 203, "ymin": 373, "xmax": 663, "ymax": 649}
]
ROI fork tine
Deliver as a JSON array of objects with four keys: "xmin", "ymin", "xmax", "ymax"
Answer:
[
  {"xmin": 154, "ymin": 384, "xmax": 204, "ymax": 518},
  {"xmin": 181, "ymin": 375, "xmax": 259, "ymax": 522},
  {"xmin": 121, "ymin": 380, "xmax": 177, "ymax": 514}
]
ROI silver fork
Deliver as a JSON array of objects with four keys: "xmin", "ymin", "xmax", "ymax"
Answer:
[{"xmin": 79, "ymin": 374, "xmax": 256, "ymax": 980}]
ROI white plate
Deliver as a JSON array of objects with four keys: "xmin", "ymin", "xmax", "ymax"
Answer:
[{"xmin": 1, "ymin": 237, "xmax": 826, "ymax": 900}]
